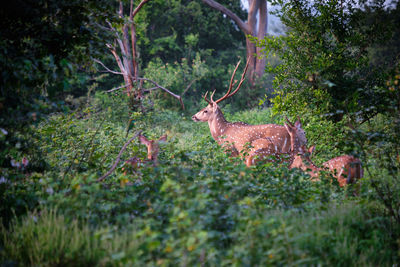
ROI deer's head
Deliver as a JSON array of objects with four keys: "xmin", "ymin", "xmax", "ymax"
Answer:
[
  {"xmin": 192, "ymin": 58, "xmax": 249, "ymax": 123},
  {"xmin": 284, "ymin": 116, "xmax": 308, "ymax": 154},
  {"xmin": 191, "ymin": 92, "xmax": 220, "ymax": 122},
  {"xmin": 290, "ymin": 145, "xmax": 320, "ymax": 179},
  {"xmin": 139, "ymin": 134, "xmax": 167, "ymax": 162},
  {"xmin": 290, "ymin": 145, "xmax": 315, "ymax": 169}
]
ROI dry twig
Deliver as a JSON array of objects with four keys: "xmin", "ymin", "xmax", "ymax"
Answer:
[{"xmin": 97, "ymin": 130, "xmax": 142, "ymax": 182}]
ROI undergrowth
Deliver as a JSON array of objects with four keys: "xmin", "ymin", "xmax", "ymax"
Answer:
[{"xmin": 1, "ymin": 92, "xmax": 399, "ymax": 266}]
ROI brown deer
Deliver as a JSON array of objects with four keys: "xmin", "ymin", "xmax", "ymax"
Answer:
[
  {"xmin": 285, "ymin": 122, "xmax": 363, "ymax": 187},
  {"xmin": 245, "ymin": 117, "xmax": 306, "ymax": 166},
  {"xmin": 289, "ymin": 146, "xmax": 363, "ymax": 187},
  {"xmin": 191, "ymin": 59, "xmax": 307, "ymax": 166},
  {"xmin": 122, "ymin": 134, "xmax": 167, "ymax": 174}
]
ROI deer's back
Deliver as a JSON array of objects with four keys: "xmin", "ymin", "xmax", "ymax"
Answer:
[
  {"xmin": 224, "ymin": 123, "xmax": 291, "ymax": 153},
  {"xmin": 323, "ymin": 155, "xmax": 362, "ymax": 186}
]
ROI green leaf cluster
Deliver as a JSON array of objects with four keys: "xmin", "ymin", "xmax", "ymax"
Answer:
[{"xmin": 255, "ymin": 0, "xmax": 398, "ymax": 121}]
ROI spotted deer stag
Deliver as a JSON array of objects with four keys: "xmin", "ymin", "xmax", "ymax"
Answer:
[
  {"xmin": 123, "ymin": 134, "xmax": 167, "ymax": 174},
  {"xmin": 191, "ymin": 58, "xmax": 307, "ymax": 166},
  {"xmin": 289, "ymin": 145, "xmax": 363, "ymax": 187}
]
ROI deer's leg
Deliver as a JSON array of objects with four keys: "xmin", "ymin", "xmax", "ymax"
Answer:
[
  {"xmin": 346, "ymin": 165, "xmax": 352, "ymax": 185},
  {"xmin": 246, "ymin": 149, "xmax": 267, "ymax": 167},
  {"xmin": 246, "ymin": 154, "xmax": 255, "ymax": 167},
  {"xmin": 224, "ymin": 145, "xmax": 239, "ymax": 157},
  {"xmin": 245, "ymin": 139, "xmax": 277, "ymax": 166}
]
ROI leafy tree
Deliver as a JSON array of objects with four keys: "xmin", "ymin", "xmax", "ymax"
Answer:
[
  {"xmin": 0, "ymin": 0, "xmax": 115, "ymax": 128},
  {"xmin": 255, "ymin": 0, "xmax": 400, "ymax": 226},
  {"xmin": 135, "ymin": 0, "xmax": 246, "ymax": 65},
  {"xmin": 130, "ymin": 0, "xmax": 256, "ymax": 109},
  {"xmin": 255, "ymin": 0, "xmax": 397, "ymax": 122}
]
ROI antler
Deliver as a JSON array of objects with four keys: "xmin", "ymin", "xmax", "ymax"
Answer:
[
  {"xmin": 202, "ymin": 57, "xmax": 250, "ymax": 104},
  {"xmin": 212, "ymin": 60, "xmax": 241, "ymax": 103},
  {"xmin": 215, "ymin": 57, "xmax": 250, "ymax": 103},
  {"xmin": 203, "ymin": 91, "xmax": 212, "ymax": 105}
]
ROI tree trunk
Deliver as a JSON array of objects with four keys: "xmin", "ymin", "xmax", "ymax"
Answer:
[
  {"xmin": 97, "ymin": 0, "xmax": 185, "ymax": 111},
  {"xmin": 202, "ymin": 0, "xmax": 268, "ymax": 84},
  {"xmin": 105, "ymin": 0, "xmax": 149, "ymax": 99},
  {"xmin": 255, "ymin": 0, "xmax": 267, "ymax": 77}
]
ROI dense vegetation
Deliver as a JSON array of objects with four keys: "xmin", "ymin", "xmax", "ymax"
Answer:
[{"xmin": 1, "ymin": 0, "xmax": 399, "ymax": 266}]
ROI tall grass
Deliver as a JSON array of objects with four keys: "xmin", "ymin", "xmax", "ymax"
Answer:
[
  {"xmin": 1, "ymin": 203, "xmax": 395, "ymax": 266},
  {"xmin": 1, "ymin": 209, "xmax": 104, "ymax": 266}
]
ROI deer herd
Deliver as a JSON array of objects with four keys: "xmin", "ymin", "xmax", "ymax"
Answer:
[{"xmin": 127, "ymin": 58, "xmax": 363, "ymax": 190}]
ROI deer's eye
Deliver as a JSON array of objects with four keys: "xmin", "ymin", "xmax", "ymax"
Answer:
[{"xmin": 204, "ymin": 110, "xmax": 208, "ymax": 113}]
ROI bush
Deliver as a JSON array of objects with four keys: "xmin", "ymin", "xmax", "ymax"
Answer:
[
  {"xmin": 1, "ymin": 93, "xmax": 398, "ymax": 265},
  {"xmin": 143, "ymin": 54, "xmax": 209, "ymax": 111}
]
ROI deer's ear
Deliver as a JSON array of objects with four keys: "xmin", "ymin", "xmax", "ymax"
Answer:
[
  {"xmin": 285, "ymin": 116, "xmax": 294, "ymax": 127},
  {"xmin": 158, "ymin": 135, "xmax": 167, "ymax": 142},
  {"xmin": 294, "ymin": 120, "xmax": 302, "ymax": 129},
  {"xmin": 284, "ymin": 123, "xmax": 293, "ymax": 134},
  {"xmin": 139, "ymin": 135, "xmax": 150, "ymax": 145},
  {"xmin": 308, "ymin": 145, "xmax": 315, "ymax": 156}
]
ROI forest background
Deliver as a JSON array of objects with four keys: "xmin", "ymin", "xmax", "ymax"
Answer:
[{"xmin": 1, "ymin": 0, "xmax": 400, "ymax": 265}]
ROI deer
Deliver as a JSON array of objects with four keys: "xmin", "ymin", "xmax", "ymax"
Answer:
[
  {"xmin": 245, "ymin": 117, "xmax": 306, "ymax": 166},
  {"xmin": 285, "ymin": 121, "xmax": 363, "ymax": 189},
  {"xmin": 122, "ymin": 133, "xmax": 167, "ymax": 175},
  {"xmin": 289, "ymin": 145, "xmax": 363, "ymax": 187},
  {"xmin": 191, "ymin": 58, "xmax": 307, "ymax": 167}
]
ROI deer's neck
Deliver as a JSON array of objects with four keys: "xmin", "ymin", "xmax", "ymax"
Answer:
[
  {"xmin": 305, "ymin": 157, "xmax": 320, "ymax": 172},
  {"xmin": 208, "ymin": 109, "xmax": 229, "ymax": 141}
]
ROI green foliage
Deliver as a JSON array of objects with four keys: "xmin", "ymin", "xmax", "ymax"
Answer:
[
  {"xmin": 1, "ymin": 209, "xmax": 104, "ymax": 266},
  {"xmin": 252, "ymin": 1, "xmax": 400, "ymax": 227},
  {"xmin": 1, "ymin": 203, "xmax": 395, "ymax": 266},
  {"xmin": 143, "ymin": 54, "xmax": 210, "ymax": 110},
  {"xmin": 225, "ymin": 202, "xmax": 394, "ymax": 266},
  {"xmin": 0, "ymin": 0, "xmax": 114, "ymax": 128},
  {"xmin": 1, "ymin": 92, "xmax": 399, "ymax": 265},
  {"xmin": 1, "ymin": 1, "xmax": 400, "ymax": 265},
  {"xmin": 255, "ymin": 0, "xmax": 397, "ymax": 121},
  {"xmin": 346, "ymin": 67, "xmax": 400, "ymax": 225},
  {"xmin": 135, "ymin": 0, "xmax": 245, "ymax": 65}
]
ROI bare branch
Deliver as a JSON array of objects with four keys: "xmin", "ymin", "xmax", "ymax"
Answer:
[
  {"xmin": 129, "ymin": 0, "xmax": 134, "ymax": 20},
  {"xmin": 93, "ymin": 22, "xmax": 114, "ymax": 32},
  {"xmin": 137, "ymin": 77, "xmax": 185, "ymax": 109},
  {"xmin": 201, "ymin": 0, "xmax": 250, "ymax": 34},
  {"xmin": 97, "ymin": 130, "xmax": 142, "ymax": 182},
  {"xmin": 143, "ymin": 87, "xmax": 159, "ymax": 92},
  {"xmin": 132, "ymin": 0, "xmax": 150, "ymax": 18},
  {"xmin": 182, "ymin": 78, "xmax": 198, "ymax": 96},
  {"xmin": 105, "ymin": 20, "xmax": 122, "ymax": 40},
  {"xmin": 106, "ymin": 84, "xmax": 129, "ymax": 93},
  {"xmin": 108, "ymin": 45, "xmax": 128, "ymax": 76},
  {"xmin": 98, "ymin": 75, "xmax": 184, "ymax": 109},
  {"xmin": 93, "ymin": 58, "xmax": 124, "ymax": 75},
  {"xmin": 106, "ymin": 20, "xmax": 116, "ymax": 31}
]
